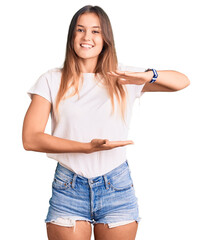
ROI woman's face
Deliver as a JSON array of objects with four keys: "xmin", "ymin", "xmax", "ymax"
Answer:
[{"xmin": 73, "ymin": 13, "xmax": 104, "ymax": 61}]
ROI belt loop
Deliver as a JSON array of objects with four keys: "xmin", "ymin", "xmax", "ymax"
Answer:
[
  {"xmin": 103, "ymin": 175, "xmax": 109, "ymax": 190},
  {"xmin": 126, "ymin": 159, "xmax": 131, "ymax": 173},
  {"xmin": 71, "ymin": 174, "xmax": 77, "ymax": 189}
]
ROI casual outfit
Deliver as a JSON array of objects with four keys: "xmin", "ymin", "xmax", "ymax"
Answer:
[
  {"xmin": 45, "ymin": 160, "xmax": 139, "ymax": 231},
  {"xmin": 27, "ymin": 62, "xmax": 146, "ymax": 229}
]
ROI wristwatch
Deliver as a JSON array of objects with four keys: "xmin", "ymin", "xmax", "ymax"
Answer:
[{"xmin": 145, "ymin": 68, "xmax": 158, "ymax": 83}]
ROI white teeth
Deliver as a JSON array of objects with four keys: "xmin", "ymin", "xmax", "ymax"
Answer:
[{"xmin": 80, "ymin": 44, "xmax": 93, "ymax": 49}]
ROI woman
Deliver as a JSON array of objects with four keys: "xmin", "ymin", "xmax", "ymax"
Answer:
[{"xmin": 22, "ymin": 5, "xmax": 190, "ymax": 240}]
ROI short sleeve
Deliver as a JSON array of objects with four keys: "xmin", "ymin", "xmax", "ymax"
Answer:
[
  {"xmin": 135, "ymin": 83, "xmax": 145, "ymax": 98},
  {"xmin": 27, "ymin": 71, "xmax": 52, "ymax": 103},
  {"xmin": 118, "ymin": 62, "xmax": 147, "ymax": 98}
]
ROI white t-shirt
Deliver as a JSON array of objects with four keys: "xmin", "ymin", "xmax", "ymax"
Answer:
[{"xmin": 27, "ymin": 63, "xmax": 146, "ymax": 178}]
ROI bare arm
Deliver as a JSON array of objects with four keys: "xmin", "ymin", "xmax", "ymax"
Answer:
[
  {"xmin": 142, "ymin": 70, "xmax": 190, "ymax": 92},
  {"xmin": 22, "ymin": 94, "xmax": 89, "ymax": 153},
  {"xmin": 22, "ymin": 94, "xmax": 133, "ymax": 154},
  {"xmin": 108, "ymin": 69, "xmax": 190, "ymax": 92}
]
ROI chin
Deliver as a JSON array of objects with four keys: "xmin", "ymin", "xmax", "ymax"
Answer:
[{"xmin": 76, "ymin": 52, "xmax": 101, "ymax": 60}]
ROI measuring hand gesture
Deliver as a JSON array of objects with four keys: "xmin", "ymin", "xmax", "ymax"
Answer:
[{"xmin": 86, "ymin": 138, "xmax": 134, "ymax": 153}]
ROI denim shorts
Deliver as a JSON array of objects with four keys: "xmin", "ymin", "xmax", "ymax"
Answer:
[{"xmin": 45, "ymin": 159, "xmax": 141, "ymax": 231}]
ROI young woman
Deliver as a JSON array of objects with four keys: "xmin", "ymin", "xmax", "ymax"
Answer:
[{"xmin": 22, "ymin": 5, "xmax": 190, "ymax": 240}]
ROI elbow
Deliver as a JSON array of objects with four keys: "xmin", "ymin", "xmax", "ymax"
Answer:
[
  {"xmin": 22, "ymin": 138, "xmax": 32, "ymax": 151},
  {"xmin": 23, "ymin": 144, "xmax": 30, "ymax": 151},
  {"xmin": 22, "ymin": 132, "xmax": 43, "ymax": 152},
  {"xmin": 184, "ymin": 75, "xmax": 190, "ymax": 88},
  {"xmin": 174, "ymin": 75, "xmax": 190, "ymax": 91},
  {"xmin": 22, "ymin": 133, "xmax": 34, "ymax": 151}
]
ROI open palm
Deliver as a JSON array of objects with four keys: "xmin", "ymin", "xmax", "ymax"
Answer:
[
  {"xmin": 108, "ymin": 69, "xmax": 150, "ymax": 85},
  {"xmin": 87, "ymin": 138, "xmax": 134, "ymax": 153}
]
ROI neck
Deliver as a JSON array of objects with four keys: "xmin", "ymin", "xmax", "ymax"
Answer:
[{"xmin": 78, "ymin": 58, "xmax": 98, "ymax": 73}]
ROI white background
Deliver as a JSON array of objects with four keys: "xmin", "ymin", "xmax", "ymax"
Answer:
[{"xmin": 1, "ymin": 0, "xmax": 211, "ymax": 239}]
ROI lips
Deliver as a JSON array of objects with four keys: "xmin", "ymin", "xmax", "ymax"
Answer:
[{"xmin": 80, "ymin": 43, "xmax": 94, "ymax": 49}]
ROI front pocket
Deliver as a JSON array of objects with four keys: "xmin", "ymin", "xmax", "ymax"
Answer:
[
  {"xmin": 109, "ymin": 168, "xmax": 134, "ymax": 191},
  {"xmin": 52, "ymin": 172, "xmax": 71, "ymax": 190}
]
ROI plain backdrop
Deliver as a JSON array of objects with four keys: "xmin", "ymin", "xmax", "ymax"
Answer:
[{"xmin": 1, "ymin": 0, "xmax": 211, "ymax": 239}]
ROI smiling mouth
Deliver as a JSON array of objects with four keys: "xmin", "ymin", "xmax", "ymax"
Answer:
[{"xmin": 80, "ymin": 44, "xmax": 94, "ymax": 49}]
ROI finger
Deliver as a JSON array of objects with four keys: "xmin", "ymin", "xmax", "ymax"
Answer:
[
  {"xmin": 108, "ymin": 70, "xmax": 125, "ymax": 77},
  {"xmin": 99, "ymin": 141, "xmax": 134, "ymax": 152},
  {"xmin": 114, "ymin": 69, "xmax": 126, "ymax": 75},
  {"xmin": 107, "ymin": 71, "xmax": 119, "ymax": 77},
  {"xmin": 107, "ymin": 71, "xmax": 134, "ymax": 82},
  {"xmin": 103, "ymin": 139, "xmax": 109, "ymax": 144},
  {"xmin": 114, "ymin": 69, "xmax": 134, "ymax": 76},
  {"xmin": 118, "ymin": 78, "xmax": 128, "ymax": 84},
  {"xmin": 100, "ymin": 139, "xmax": 108, "ymax": 145},
  {"xmin": 110, "ymin": 140, "xmax": 134, "ymax": 146},
  {"xmin": 121, "ymin": 140, "xmax": 134, "ymax": 145},
  {"xmin": 92, "ymin": 139, "xmax": 108, "ymax": 146},
  {"xmin": 107, "ymin": 70, "xmax": 126, "ymax": 76},
  {"xmin": 114, "ymin": 70, "xmax": 143, "ymax": 79}
]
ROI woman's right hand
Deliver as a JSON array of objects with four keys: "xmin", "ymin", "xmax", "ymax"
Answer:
[{"xmin": 85, "ymin": 138, "xmax": 134, "ymax": 154}]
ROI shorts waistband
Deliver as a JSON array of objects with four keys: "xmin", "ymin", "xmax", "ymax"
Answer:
[{"xmin": 56, "ymin": 160, "xmax": 130, "ymax": 189}]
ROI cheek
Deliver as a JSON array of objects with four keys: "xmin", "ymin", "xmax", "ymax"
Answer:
[
  {"xmin": 96, "ymin": 38, "xmax": 104, "ymax": 49},
  {"xmin": 73, "ymin": 35, "xmax": 80, "ymax": 45}
]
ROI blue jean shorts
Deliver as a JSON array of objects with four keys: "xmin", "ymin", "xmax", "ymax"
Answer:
[{"xmin": 45, "ymin": 159, "xmax": 141, "ymax": 231}]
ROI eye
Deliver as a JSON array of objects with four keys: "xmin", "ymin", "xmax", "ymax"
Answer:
[
  {"xmin": 77, "ymin": 28, "xmax": 84, "ymax": 32},
  {"xmin": 93, "ymin": 31, "xmax": 100, "ymax": 34}
]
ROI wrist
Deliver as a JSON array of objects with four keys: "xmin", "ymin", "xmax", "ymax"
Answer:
[
  {"xmin": 145, "ymin": 70, "xmax": 154, "ymax": 83},
  {"xmin": 83, "ymin": 142, "xmax": 92, "ymax": 154},
  {"xmin": 145, "ymin": 68, "xmax": 158, "ymax": 83}
]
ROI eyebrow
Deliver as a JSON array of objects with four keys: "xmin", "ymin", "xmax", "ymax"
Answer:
[{"xmin": 77, "ymin": 24, "xmax": 101, "ymax": 29}]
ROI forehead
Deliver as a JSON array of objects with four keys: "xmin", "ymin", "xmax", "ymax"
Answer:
[{"xmin": 76, "ymin": 13, "xmax": 101, "ymax": 28}]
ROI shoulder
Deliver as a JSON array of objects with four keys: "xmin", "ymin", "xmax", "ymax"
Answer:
[
  {"xmin": 38, "ymin": 67, "xmax": 62, "ymax": 85},
  {"xmin": 43, "ymin": 67, "xmax": 62, "ymax": 78}
]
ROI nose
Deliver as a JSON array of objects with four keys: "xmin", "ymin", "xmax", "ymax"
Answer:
[{"xmin": 83, "ymin": 30, "xmax": 92, "ymax": 41}]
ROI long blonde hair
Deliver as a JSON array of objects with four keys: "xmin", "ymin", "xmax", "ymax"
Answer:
[{"xmin": 55, "ymin": 5, "xmax": 128, "ymax": 122}]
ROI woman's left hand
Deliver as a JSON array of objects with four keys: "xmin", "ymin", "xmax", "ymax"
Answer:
[{"xmin": 107, "ymin": 69, "xmax": 152, "ymax": 85}]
